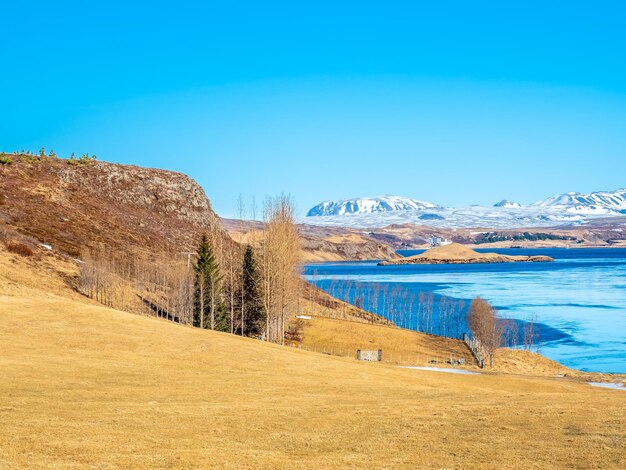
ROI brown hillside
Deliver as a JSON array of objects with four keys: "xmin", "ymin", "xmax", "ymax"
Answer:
[
  {"xmin": 0, "ymin": 155, "xmax": 223, "ymax": 257},
  {"xmin": 362, "ymin": 223, "xmax": 626, "ymax": 249},
  {"xmin": 223, "ymin": 218, "xmax": 398, "ymax": 262},
  {"xmin": 0, "ymin": 157, "xmax": 388, "ymax": 324}
]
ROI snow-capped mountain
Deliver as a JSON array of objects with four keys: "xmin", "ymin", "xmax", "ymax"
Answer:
[
  {"xmin": 532, "ymin": 189, "xmax": 626, "ymax": 215},
  {"xmin": 303, "ymin": 188, "xmax": 626, "ymax": 229},
  {"xmin": 306, "ymin": 196, "xmax": 441, "ymax": 217},
  {"xmin": 494, "ymin": 200, "xmax": 522, "ymax": 208}
]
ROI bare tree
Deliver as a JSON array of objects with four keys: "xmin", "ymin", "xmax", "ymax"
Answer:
[
  {"xmin": 260, "ymin": 195, "xmax": 301, "ymax": 343},
  {"xmin": 237, "ymin": 195, "xmax": 246, "ymax": 335},
  {"xmin": 523, "ymin": 313, "xmax": 538, "ymax": 351},
  {"xmin": 467, "ymin": 297, "xmax": 502, "ymax": 367}
]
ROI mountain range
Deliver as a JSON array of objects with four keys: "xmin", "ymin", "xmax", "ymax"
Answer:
[
  {"xmin": 306, "ymin": 196, "xmax": 441, "ymax": 216},
  {"xmin": 305, "ymin": 189, "xmax": 626, "ymax": 229}
]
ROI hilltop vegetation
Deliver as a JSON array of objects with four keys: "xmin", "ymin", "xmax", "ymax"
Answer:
[{"xmin": 474, "ymin": 231, "xmax": 578, "ymax": 244}]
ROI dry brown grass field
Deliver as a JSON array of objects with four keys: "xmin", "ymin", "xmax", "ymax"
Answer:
[
  {"xmin": 1, "ymin": 246, "xmax": 625, "ymax": 468},
  {"xmin": 1, "ymin": 295, "xmax": 625, "ymax": 468}
]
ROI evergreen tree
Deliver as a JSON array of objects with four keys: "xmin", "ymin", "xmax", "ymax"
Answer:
[
  {"xmin": 240, "ymin": 245, "xmax": 264, "ymax": 336},
  {"xmin": 193, "ymin": 233, "xmax": 226, "ymax": 331}
]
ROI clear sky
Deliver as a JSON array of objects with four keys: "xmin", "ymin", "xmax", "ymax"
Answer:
[{"xmin": 2, "ymin": 1, "xmax": 626, "ymax": 218}]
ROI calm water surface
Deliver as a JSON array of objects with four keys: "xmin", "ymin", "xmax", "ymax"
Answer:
[{"xmin": 303, "ymin": 248, "xmax": 626, "ymax": 373}]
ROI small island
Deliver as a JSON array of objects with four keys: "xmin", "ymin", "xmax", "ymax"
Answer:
[{"xmin": 379, "ymin": 243, "xmax": 554, "ymax": 265}]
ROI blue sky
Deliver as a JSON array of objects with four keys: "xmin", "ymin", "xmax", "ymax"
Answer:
[{"xmin": 2, "ymin": 1, "xmax": 626, "ymax": 217}]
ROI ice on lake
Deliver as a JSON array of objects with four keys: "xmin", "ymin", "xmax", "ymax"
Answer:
[{"xmin": 304, "ymin": 248, "xmax": 626, "ymax": 374}]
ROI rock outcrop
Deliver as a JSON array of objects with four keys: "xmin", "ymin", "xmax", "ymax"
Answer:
[
  {"xmin": 0, "ymin": 155, "xmax": 223, "ymax": 257},
  {"xmin": 379, "ymin": 243, "xmax": 553, "ymax": 265}
]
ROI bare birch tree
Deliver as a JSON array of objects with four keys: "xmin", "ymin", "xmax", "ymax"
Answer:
[{"xmin": 260, "ymin": 195, "xmax": 301, "ymax": 343}]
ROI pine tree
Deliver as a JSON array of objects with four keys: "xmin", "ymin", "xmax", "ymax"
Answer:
[
  {"xmin": 240, "ymin": 245, "xmax": 264, "ymax": 337},
  {"xmin": 193, "ymin": 233, "xmax": 226, "ymax": 331}
]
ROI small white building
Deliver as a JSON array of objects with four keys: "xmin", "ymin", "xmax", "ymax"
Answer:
[{"xmin": 428, "ymin": 236, "xmax": 452, "ymax": 247}]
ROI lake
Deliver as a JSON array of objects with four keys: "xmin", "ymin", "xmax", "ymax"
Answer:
[{"xmin": 303, "ymin": 248, "xmax": 626, "ymax": 373}]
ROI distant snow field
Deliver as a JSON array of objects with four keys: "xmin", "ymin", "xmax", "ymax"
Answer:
[{"xmin": 304, "ymin": 189, "xmax": 626, "ymax": 228}]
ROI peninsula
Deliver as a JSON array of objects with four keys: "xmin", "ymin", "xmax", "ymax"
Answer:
[{"xmin": 378, "ymin": 243, "xmax": 554, "ymax": 265}]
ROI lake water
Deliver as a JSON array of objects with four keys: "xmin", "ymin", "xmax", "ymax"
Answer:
[{"xmin": 303, "ymin": 248, "xmax": 626, "ymax": 374}]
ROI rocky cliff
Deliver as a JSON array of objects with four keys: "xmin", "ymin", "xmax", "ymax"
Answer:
[{"xmin": 0, "ymin": 155, "xmax": 223, "ymax": 257}]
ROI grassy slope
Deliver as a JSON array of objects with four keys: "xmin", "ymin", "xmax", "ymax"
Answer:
[
  {"xmin": 296, "ymin": 316, "xmax": 613, "ymax": 380},
  {"xmin": 297, "ymin": 315, "xmax": 477, "ymax": 366},
  {"xmin": 1, "ymin": 292, "xmax": 625, "ymax": 468}
]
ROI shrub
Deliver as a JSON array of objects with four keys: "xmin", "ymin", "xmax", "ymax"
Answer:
[
  {"xmin": 68, "ymin": 153, "xmax": 97, "ymax": 166},
  {"xmin": 0, "ymin": 155, "xmax": 12, "ymax": 165},
  {"xmin": 5, "ymin": 240, "xmax": 34, "ymax": 257},
  {"xmin": 79, "ymin": 154, "xmax": 96, "ymax": 164}
]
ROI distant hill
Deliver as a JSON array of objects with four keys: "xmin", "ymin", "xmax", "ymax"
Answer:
[
  {"xmin": 531, "ymin": 188, "xmax": 626, "ymax": 214},
  {"xmin": 223, "ymin": 218, "xmax": 398, "ymax": 262}
]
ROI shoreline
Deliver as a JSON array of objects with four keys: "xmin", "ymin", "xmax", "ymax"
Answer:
[
  {"xmin": 379, "ymin": 243, "xmax": 555, "ymax": 266},
  {"xmin": 303, "ymin": 247, "xmax": 626, "ymax": 375},
  {"xmin": 379, "ymin": 255, "xmax": 554, "ymax": 266}
]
